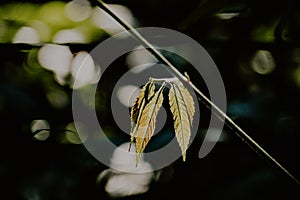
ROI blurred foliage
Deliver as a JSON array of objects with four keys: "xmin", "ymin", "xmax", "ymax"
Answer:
[
  {"xmin": 0, "ymin": 1, "xmax": 105, "ymax": 43},
  {"xmin": 0, "ymin": 0, "xmax": 300, "ymax": 200}
]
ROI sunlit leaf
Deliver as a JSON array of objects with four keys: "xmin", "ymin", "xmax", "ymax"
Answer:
[
  {"xmin": 169, "ymin": 81, "xmax": 195, "ymax": 161},
  {"xmin": 130, "ymin": 79, "xmax": 155, "ymax": 143},
  {"xmin": 134, "ymin": 82, "xmax": 165, "ymax": 164},
  {"xmin": 175, "ymin": 81, "xmax": 195, "ymax": 124}
]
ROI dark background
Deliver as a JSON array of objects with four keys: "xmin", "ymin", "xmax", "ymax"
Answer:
[{"xmin": 0, "ymin": 0, "xmax": 300, "ymax": 199}]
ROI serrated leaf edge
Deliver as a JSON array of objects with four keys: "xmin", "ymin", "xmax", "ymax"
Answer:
[{"xmin": 135, "ymin": 82, "xmax": 165, "ymax": 164}]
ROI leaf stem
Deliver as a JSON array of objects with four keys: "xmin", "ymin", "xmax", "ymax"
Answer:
[
  {"xmin": 91, "ymin": 0, "xmax": 300, "ymax": 185},
  {"xmin": 150, "ymin": 77, "xmax": 179, "ymax": 83}
]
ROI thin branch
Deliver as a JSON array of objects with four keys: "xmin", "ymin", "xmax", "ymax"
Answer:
[
  {"xmin": 150, "ymin": 77, "xmax": 179, "ymax": 83},
  {"xmin": 90, "ymin": 0, "xmax": 300, "ymax": 185}
]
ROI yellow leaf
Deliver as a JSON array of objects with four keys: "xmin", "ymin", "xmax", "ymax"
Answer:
[
  {"xmin": 169, "ymin": 81, "xmax": 195, "ymax": 161},
  {"xmin": 130, "ymin": 80, "xmax": 155, "ymax": 143},
  {"xmin": 175, "ymin": 81, "xmax": 195, "ymax": 125},
  {"xmin": 135, "ymin": 82, "xmax": 165, "ymax": 164}
]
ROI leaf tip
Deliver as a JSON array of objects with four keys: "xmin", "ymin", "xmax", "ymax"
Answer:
[{"xmin": 136, "ymin": 153, "xmax": 142, "ymax": 167}]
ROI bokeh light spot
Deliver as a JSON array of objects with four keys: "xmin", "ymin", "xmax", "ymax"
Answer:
[
  {"xmin": 216, "ymin": 13, "xmax": 240, "ymax": 20},
  {"xmin": 53, "ymin": 29, "xmax": 86, "ymax": 44},
  {"xmin": 61, "ymin": 122, "xmax": 87, "ymax": 144},
  {"xmin": 46, "ymin": 89, "xmax": 69, "ymax": 109},
  {"xmin": 97, "ymin": 143, "xmax": 153, "ymax": 197},
  {"xmin": 31, "ymin": 120, "xmax": 50, "ymax": 141},
  {"xmin": 92, "ymin": 4, "xmax": 135, "ymax": 35},
  {"xmin": 13, "ymin": 26, "xmax": 40, "ymax": 44},
  {"xmin": 116, "ymin": 85, "xmax": 140, "ymax": 107},
  {"xmin": 251, "ymin": 50, "xmax": 276, "ymax": 75},
  {"xmin": 36, "ymin": 1, "xmax": 71, "ymax": 28},
  {"xmin": 29, "ymin": 20, "xmax": 52, "ymax": 42},
  {"xmin": 71, "ymin": 51, "xmax": 101, "ymax": 89},
  {"xmin": 126, "ymin": 47, "xmax": 157, "ymax": 73},
  {"xmin": 38, "ymin": 44, "xmax": 73, "ymax": 85},
  {"xmin": 65, "ymin": 0, "xmax": 92, "ymax": 22}
]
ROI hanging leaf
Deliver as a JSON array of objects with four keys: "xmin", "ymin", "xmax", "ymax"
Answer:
[
  {"xmin": 130, "ymin": 79, "xmax": 155, "ymax": 144},
  {"xmin": 175, "ymin": 81, "xmax": 195, "ymax": 125},
  {"xmin": 169, "ymin": 81, "xmax": 195, "ymax": 161},
  {"xmin": 134, "ymin": 82, "xmax": 165, "ymax": 164},
  {"xmin": 128, "ymin": 78, "xmax": 195, "ymax": 165}
]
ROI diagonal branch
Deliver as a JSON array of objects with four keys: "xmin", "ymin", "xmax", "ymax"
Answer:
[{"xmin": 90, "ymin": 0, "xmax": 300, "ymax": 185}]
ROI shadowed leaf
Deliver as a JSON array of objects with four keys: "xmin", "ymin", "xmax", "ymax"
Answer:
[
  {"xmin": 130, "ymin": 80, "xmax": 155, "ymax": 144},
  {"xmin": 135, "ymin": 82, "xmax": 165, "ymax": 164}
]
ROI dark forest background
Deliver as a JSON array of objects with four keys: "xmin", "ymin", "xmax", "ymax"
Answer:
[{"xmin": 0, "ymin": 0, "xmax": 300, "ymax": 199}]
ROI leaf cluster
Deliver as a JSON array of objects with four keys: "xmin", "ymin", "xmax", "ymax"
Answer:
[{"xmin": 130, "ymin": 78, "xmax": 195, "ymax": 165}]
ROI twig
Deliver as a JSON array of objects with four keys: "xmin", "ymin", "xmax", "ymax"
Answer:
[
  {"xmin": 90, "ymin": 0, "xmax": 300, "ymax": 185},
  {"xmin": 150, "ymin": 77, "xmax": 179, "ymax": 83}
]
